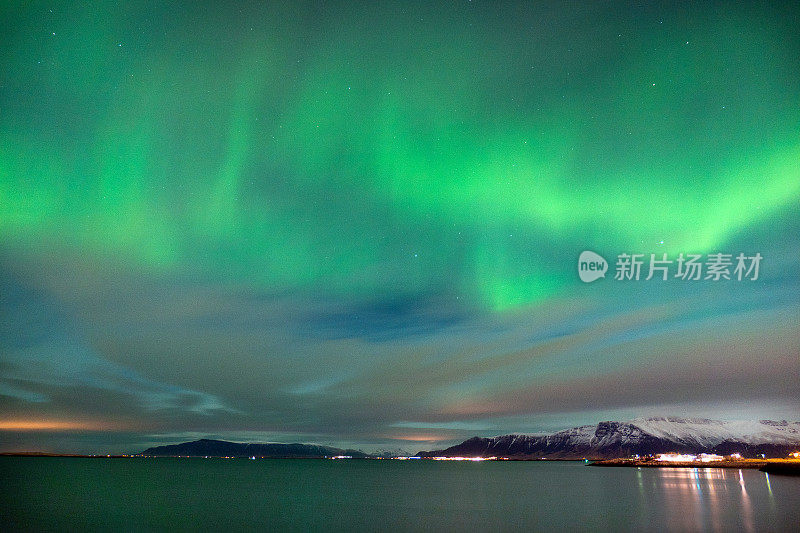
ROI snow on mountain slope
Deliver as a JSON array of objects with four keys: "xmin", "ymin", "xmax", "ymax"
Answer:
[
  {"xmin": 631, "ymin": 417, "xmax": 800, "ymax": 446},
  {"xmin": 419, "ymin": 417, "xmax": 800, "ymax": 458}
]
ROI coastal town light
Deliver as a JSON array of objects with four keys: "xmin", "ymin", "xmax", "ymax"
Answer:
[
  {"xmin": 431, "ymin": 456, "xmax": 496, "ymax": 461},
  {"xmin": 656, "ymin": 453, "xmax": 697, "ymax": 462}
]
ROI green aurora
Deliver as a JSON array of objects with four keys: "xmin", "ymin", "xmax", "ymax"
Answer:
[{"xmin": 1, "ymin": 1, "xmax": 798, "ymax": 452}]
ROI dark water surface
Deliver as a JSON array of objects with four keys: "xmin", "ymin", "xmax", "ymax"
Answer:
[{"xmin": 2, "ymin": 457, "xmax": 798, "ymax": 531}]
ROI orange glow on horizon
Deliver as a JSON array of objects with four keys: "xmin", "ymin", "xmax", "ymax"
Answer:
[{"xmin": 0, "ymin": 419, "xmax": 125, "ymax": 431}]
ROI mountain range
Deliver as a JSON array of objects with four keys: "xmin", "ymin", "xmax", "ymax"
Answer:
[
  {"xmin": 417, "ymin": 417, "xmax": 800, "ymax": 459},
  {"xmin": 136, "ymin": 418, "xmax": 800, "ymax": 459}
]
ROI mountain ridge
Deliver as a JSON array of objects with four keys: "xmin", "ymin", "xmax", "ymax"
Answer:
[
  {"xmin": 417, "ymin": 417, "xmax": 800, "ymax": 459},
  {"xmin": 137, "ymin": 439, "xmax": 370, "ymax": 458}
]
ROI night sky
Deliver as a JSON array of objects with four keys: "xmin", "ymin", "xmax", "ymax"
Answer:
[{"xmin": 1, "ymin": 1, "xmax": 798, "ymax": 454}]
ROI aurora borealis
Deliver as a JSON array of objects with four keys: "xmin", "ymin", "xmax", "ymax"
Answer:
[{"xmin": 1, "ymin": 1, "xmax": 798, "ymax": 453}]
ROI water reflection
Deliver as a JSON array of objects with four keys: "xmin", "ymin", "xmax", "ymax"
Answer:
[{"xmin": 649, "ymin": 467, "xmax": 776, "ymax": 532}]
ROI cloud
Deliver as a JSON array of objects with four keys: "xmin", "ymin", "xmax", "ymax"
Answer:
[
  {"xmin": 1, "ymin": 200, "xmax": 798, "ymax": 453},
  {"xmin": 1, "ymin": 341, "xmax": 235, "ymax": 415},
  {"xmin": 0, "ymin": 268, "xmax": 235, "ymax": 419}
]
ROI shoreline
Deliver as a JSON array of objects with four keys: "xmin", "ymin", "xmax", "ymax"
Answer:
[
  {"xmin": 3, "ymin": 453, "xmax": 800, "ymax": 474},
  {"xmin": 590, "ymin": 458, "xmax": 800, "ymax": 471}
]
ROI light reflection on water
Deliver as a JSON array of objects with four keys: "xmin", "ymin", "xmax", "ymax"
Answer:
[
  {"xmin": 2, "ymin": 458, "xmax": 799, "ymax": 531},
  {"xmin": 645, "ymin": 467, "xmax": 779, "ymax": 532}
]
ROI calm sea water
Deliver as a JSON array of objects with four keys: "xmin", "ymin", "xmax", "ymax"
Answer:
[{"xmin": 2, "ymin": 457, "xmax": 799, "ymax": 531}]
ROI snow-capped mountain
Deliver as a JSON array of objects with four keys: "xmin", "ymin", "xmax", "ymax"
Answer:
[{"xmin": 418, "ymin": 417, "xmax": 800, "ymax": 459}]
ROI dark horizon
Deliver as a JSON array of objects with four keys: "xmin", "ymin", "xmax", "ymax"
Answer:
[{"xmin": 4, "ymin": 413, "xmax": 800, "ymax": 457}]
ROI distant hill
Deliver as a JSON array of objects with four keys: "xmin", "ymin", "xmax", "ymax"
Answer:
[
  {"xmin": 418, "ymin": 418, "xmax": 800, "ymax": 459},
  {"xmin": 138, "ymin": 439, "xmax": 370, "ymax": 458}
]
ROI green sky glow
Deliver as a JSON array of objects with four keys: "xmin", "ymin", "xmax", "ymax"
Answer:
[
  {"xmin": 1, "ymin": 1, "xmax": 799, "ymax": 453},
  {"xmin": 3, "ymin": 2, "xmax": 798, "ymax": 310}
]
